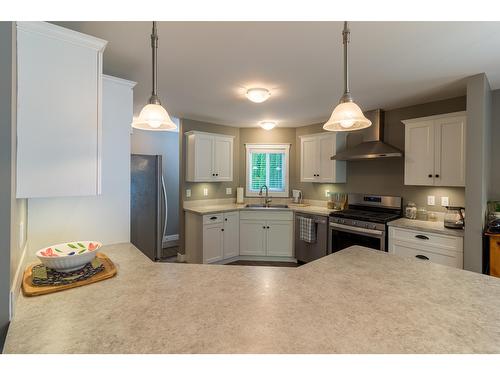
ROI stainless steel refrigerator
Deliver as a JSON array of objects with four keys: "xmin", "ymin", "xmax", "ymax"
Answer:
[{"xmin": 131, "ymin": 154, "xmax": 167, "ymax": 261}]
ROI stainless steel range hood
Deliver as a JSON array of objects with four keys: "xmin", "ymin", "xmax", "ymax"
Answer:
[{"xmin": 331, "ymin": 109, "xmax": 403, "ymax": 160}]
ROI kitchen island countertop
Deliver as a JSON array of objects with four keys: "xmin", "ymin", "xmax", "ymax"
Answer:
[{"xmin": 4, "ymin": 243, "xmax": 500, "ymax": 354}]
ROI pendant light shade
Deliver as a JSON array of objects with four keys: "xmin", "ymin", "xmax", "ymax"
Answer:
[
  {"xmin": 323, "ymin": 101, "xmax": 371, "ymax": 131},
  {"xmin": 324, "ymin": 22, "xmax": 371, "ymax": 132},
  {"xmin": 133, "ymin": 22, "xmax": 177, "ymax": 132}
]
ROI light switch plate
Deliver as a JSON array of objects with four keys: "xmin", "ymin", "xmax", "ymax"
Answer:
[
  {"xmin": 186, "ymin": 189, "xmax": 191, "ymax": 198},
  {"xmin": 441, "ymin": 196, "xmax": 449, "ymax": 206},
  {"xmin": 203, "ymin": 188, "xmax": 208, "ymax": 197},
  {"xmin": 427, "ymin": 196, "xmax": 435, "ymax": 206},
  {"xmin": 226, "ymin": 188, "xmax": 232, "ymax": 195},
  {"xmin": 325, "ymin": 190, "xmax": 330, "ymax": 197}
]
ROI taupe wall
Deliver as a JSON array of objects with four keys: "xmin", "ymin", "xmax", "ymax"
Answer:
[
  {"xmin": 294, "ymin": 96, "xmax": 467, "ymax": 211},
  {"xmin": 490, "ymin": 89, "xmax": 500, "ymax": 200},
  {"xmin": 465, "ymin": 74, "xmax": 492, "ymax": 273},
  {"xmin": 181, "ymin": 118, "xmax": 240, "ymax": 200}
]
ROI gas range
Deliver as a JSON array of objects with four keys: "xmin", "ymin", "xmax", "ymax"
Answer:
[{"xmin": 328, "ymin": 194, "xmax": 402, "ymax": 253}]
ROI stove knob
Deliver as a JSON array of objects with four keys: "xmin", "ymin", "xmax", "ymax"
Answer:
[
  {"xmin": 371, "ymin": 224, "xmax": 377, "ymax": 230},
  {"xmin": 352, "ymin": 221, "xmax": 357, "ymax": 225}
]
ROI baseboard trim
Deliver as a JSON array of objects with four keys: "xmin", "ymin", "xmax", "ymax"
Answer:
[{"xmin": 10, "ymin": 240, "xmax": 28, "ymax": 321}]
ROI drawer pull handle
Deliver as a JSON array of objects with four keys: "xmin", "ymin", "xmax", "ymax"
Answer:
[
  {"xmin": 415, "ymin": 235, "xmax": 429, "ymax": 240},
  {"xmin": 210, "ymin": 216, "xmax": 217, "ymax": 220},
  {"xmin": 415, "ymin": 255, "xmax": 429, "ymax": 260}
]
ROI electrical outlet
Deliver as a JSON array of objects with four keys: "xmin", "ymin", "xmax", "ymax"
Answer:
[
  {"xmin": 325, "ymin": 190, "xmax": 330, "ymax": 198},
  {"xmin": 226, "ymin": 188, "xmax": 232, "ymax": 195},
  {"xmin": 186, "ymin": 189, "xmax": 191, "ymax": 198},
  {"xmin": 427, "ymin": 196, "xmax": 435, "ymax": 206},
  {"xmin": 203, "ymin": 188, "xmax": 209, "ymax": 197},
  {"xmin": 441, "ymin": 196, "xmax": 449, "ymax": 206}
]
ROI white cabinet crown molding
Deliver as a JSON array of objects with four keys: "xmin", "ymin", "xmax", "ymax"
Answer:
[
  {"xmin": 401, "ymin": 111, "xmax": 466, "ymax": 125},
  {"xmin": 185, "ymin": 130, "xmax": 235, "ymax": 138},
  {"xmin": 16, "ymin": 21, "xmax": 107, "ymax": 52},
  {"xmin": 102, "ymin": 74, "xmax": 137, "ymax": 88}
]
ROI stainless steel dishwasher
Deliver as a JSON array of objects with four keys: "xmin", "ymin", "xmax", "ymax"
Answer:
[{"xmin": 294, "ymin": 213, "xmax": 328, "ymax": 263}]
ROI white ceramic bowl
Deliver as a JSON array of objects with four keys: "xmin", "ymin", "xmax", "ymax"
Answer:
[{"xmin": 36, "ymin": 241, "xmax": 102, "ymax": 272}]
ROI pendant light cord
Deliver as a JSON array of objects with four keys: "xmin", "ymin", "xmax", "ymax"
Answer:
[
  {"xmin": 149, "ymin": 21, "xmax": 161, "ymax": 105},
  {"xmin": 341, "ymin": 21, "xmax": 352, "ymax": 103}
]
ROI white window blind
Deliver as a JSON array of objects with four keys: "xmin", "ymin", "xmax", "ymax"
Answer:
[{"xmin": 246, "ymin": 144, "xmax": 289, "ymax": 197}]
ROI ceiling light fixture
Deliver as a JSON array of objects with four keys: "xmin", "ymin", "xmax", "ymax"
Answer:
[
  {"xmin": 133, "ymin": 22, "xmax": 177, "ymax": 131},
  {"xmin": 246, "ymin": 88, "xmax": 271, "ymax": 103},
  {"xmin": 260, "ymin": 121, "xmax": 276, "ymax": 131},
  {"xmin": 323, "ymin": 22, "xmax": 371, "ymax": 132}
]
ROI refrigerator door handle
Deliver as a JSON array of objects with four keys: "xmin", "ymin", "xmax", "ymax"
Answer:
[{"xmin": 161, "ymin": 175, "xmax": 168, "ymax": 244}]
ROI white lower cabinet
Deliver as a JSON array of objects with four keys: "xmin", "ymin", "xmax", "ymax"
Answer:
[
  {"xmin": 202, "ymin": 211, "xmax": 239, "ymax": 264},
  {"xmin": 239, "ymin": 211, "xmax": 294, "ymax": 257},
  {"xmin": 388, "ymin": 227, "xmax": 463, "ymax": 269}
]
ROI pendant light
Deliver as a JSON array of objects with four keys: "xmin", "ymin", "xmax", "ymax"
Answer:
[
  {"xmin": 133, "ymin": 22, "xmax": 177, "ymax": 131},
  {"xmin": 323, "ymin": 22, "xmax": 371, "ymax": 132}
]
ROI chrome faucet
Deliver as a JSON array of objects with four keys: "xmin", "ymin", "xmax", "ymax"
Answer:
[{"xmin": 259, "ymin": 185, "xmax": 272, "ymax": 207}]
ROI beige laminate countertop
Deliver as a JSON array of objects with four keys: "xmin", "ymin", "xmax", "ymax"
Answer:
[
  {"xmin": 388, "ymin": 218, "xmax": 465, "ymax": 237},
  {"xmin": 184, "ymin": 204, "xmax": 335, "ymax": 216},
  {"xmin": 4, "ymin": 243, "xmax": 500, "ymax": 354}
]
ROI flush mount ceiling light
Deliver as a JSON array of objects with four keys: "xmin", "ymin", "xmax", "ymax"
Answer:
[
  {"xmin": 323, "ymin": 22, "xmax": 371, "ymax": 132},
  {"xmin": 246, "ymin": 88, "xmax": 271, "ymax": 103},
  {"xmin": 133, "ymin": 22, "xmax": 177, "ymax": 131},
  {"xmin": 260, "ymin": 121, "xmax": 276, "ymax": 130}
]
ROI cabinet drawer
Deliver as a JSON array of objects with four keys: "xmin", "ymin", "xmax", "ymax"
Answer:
[
  {"xmin": 389, "ymin": 227, "xmax": 461, "ymax": 251},
  {"xmin": 203, "ymin": 213, "xmax": 223, "ymax": 225},
  {"xmin": 240, "ymin": 210, "xmax": 293, "ymax": 221},
  {"xmin": 390, "ymin": 242, "xmax": 462, "ymax": 269}
]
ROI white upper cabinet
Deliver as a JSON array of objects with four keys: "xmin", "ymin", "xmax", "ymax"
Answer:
[
  {"xmin": 299, "ymin": 132, "xmax": 346, "ymax": 183},
  {"xmin": 185, "ymin": 131, "xmax": 234, "ymax": 182},
  {"xmin": 403, "ymin": 112, "xmax": 466, "ymax": 187},
  {"xmin": 16, "ymin": 22, "xmax": 107, "ymax": 198}
]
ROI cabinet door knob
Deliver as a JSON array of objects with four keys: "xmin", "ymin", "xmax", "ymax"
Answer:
[
  {"xmin": 224, "ymin": 218, "xmax": 228, "ymax": 221},
  {"xmin": 221, "ymin": 228, "xmax": 224, "ymax": 232},
  {"xmin": 263, "ymin": 226, "xmax": 266, "ymax": 229},
  {"xmin": 267, "ymin": 226, "xmax": 270, "ymax": 229},
  {"xmin": 435, "ymin": 174, "xmax": 440, "ymax": 178},
  {"xmin": 428, "ymin": 174, "xmax": 433, "ymax": 178},
  {"xmin": 415, "ymin": 254, "xmax": 429, "ymax": 260},
  {"xmin": 415, "ymin": 235, "xmax": 429, "ymax": 240}
]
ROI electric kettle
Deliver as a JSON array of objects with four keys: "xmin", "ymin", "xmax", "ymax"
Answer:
[{"xmin": 444, "ymin": 206, "xmax": 465, "ymax": 229}]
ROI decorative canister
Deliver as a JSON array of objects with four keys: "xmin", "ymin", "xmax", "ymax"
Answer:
[{"xmin": 405, "ymin": 202, "xmax": 417, "ymax": 219}]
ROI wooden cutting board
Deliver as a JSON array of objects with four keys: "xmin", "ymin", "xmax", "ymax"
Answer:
[{"xmin": 22, "ymin": 252, "xmax": 117, "ymax": 297}]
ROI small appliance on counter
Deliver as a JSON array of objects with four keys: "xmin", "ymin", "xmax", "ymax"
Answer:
[
  {"xmin": 404, "ymin": 202, "xmax": 417, "ymax": 219},
  {"xmin": 292, "ymin": 189, "xmax": 303, "ymax": 204},
  {"xmin": 444, "ymin": 206, "xmax": 465, "ymax": 229},
  {"xmin": 328, "ymin": 192, "xmax": 347, "ymax": 210},
  {"xmin": 487, "ymin": 218, "xmax": 500, "ymax": 234}
]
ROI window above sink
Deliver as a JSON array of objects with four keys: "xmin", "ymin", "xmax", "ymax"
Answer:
[{"xmin": 245, "ymin": 144, "xmax": 290, "ymax": 198}]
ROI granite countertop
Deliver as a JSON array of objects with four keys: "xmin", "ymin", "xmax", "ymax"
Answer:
[
  {"xmin": 184, "ymin": 203, "xmax": 335, "ymax": 217},
  {"xmin": 388, "ymin": 218, "xmax": 465, "ymax": 237},
  {"xmin": 4, "ymin": 243, "xmax": 500, "ymax": 354}
]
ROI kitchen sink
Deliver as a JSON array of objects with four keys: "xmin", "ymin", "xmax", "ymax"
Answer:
[{"xmin": 245, "ymin": 204, "xmax": 289, "ymax": 209}]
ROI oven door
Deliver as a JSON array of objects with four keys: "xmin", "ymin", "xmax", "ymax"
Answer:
[{"xmin": 329, "ymin": 222, "xmax": 386, "ymax": 253}]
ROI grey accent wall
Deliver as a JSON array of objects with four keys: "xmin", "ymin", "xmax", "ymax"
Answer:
[
  {"xmin": 294, "ymin": 96, "xmax": 467, "ymax": 211},
  {"xmin": 465, "ymin": 74, "xmax": 492, "ymax": 273},
  {"xmin": 490, "ymin": 89, "xmax": 500, "ymax": 200},
  {"xmin": 239, "ymin": 127, "xmax": 297, "ymax": 196},
  {"xmin": 131, "ymin": 129, "xmax": 180, "ymax": 236},
  {"xmin": 0, "ymin": 21, "xmax": 13, "ymax": 348}
]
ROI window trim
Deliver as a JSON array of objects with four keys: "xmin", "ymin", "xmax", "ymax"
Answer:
[{"xmin": 245, "ymin": 143, "xmax": 290, "ymax": 197}]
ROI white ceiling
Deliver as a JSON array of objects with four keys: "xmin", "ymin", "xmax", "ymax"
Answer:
[{"xmin": 56, "ymin": 21, "xmax": 500, "ymax": 127}]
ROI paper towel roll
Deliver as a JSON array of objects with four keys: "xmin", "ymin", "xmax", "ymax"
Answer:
[{"xmin": 236, "ymin": 187, "xmax": 244, "ymax": 204}]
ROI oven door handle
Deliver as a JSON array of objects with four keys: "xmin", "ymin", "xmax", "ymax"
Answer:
[{"xmin": 330, "ymin": 222, "xmax": 384, "ymax": 237}]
